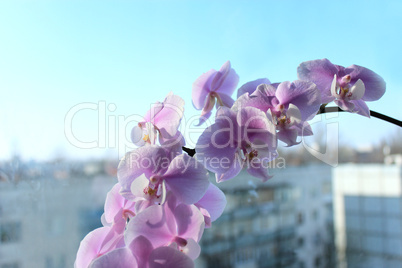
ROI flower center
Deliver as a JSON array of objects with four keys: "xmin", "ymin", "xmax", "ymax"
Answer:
[
  {"xmin": 143, "ymin": 134, "xmax": 150, "ymax": 142},
  {"xmin": 172, "ymin": 236, "xmax": 188, "ymax": 247},
  {"xmin": 210, "ymin": 91, "xmax": 224, "ymax": 106},
  {"xmin": 122, "ymin": 209, "xmax": 135, "ymax": 220}
]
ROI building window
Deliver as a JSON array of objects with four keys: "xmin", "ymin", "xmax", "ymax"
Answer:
[
  {"xmin": 312, "ymin": 210, "xmax": 319, "ymax": 221},
  {"xmin": 297, "ymin": 212, "xmax": 304, "ymax": 224},
  {"xmin": 314, "ymin": 256, "xmax": 322, "ymax": 267},
  {"xmin": 0, "ymin": 221, "xmax": 21, "ymax": 243},
  {"xmin": 297, "ymin": 237, "xmax": 305, "ymax": 247}
]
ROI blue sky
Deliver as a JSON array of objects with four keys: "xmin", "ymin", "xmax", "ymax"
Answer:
[{"xmin": 0, "ymin": 0, "xmax": 401, "ymax": 161}]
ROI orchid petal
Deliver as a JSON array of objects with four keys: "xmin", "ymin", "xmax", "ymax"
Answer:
[
  {"xmin": 237, "ymin": 78, "xmax": 270, "ymax": 98},
  {"xmin": 347, "ymin": 64, "xmax": 386, "ymax": 101},
  {"xmin": 149, "ymin": 246, "xmax": 194, "ymax": 268},
  {"xmin": 195, "ymin": 111, "xmax": 213, "ymax": 126},
  {"xmin": 174, "ymin": 204, "xmax": 205, "ymax": 241},
  {"xmin": 334, "ymin": 99, "xmax": 355, "ymax": 112},
  {"xmin": 163, "ymin": 154, "xmax": 209, "ymax": 204},
  {"xmin": 130, "ymin": 175, "xmax": 151, "ymax": 200},
  {"xmin": 131, "ymin": 126, "xmax": 146, "ymax": 147},
  {"xmin": 297, "ymin": 58, "xmax": 338, "ymax": 103},
  {"xmin": 349, "ymin": 79, "xmax": 365, "ymax": 100},
  {"xmin": 144, "ymin": 102, "xmax": 163, "ymax": 123},
  {"xmin": 196, "ymin": 183, "xmax": 226, "ymax": 222},
  {"xmin": 181, "ymin": 238, "xmax": 201, "ymax": 260},
  {"xmin": 350, "ymin": 99, "xmax": 370, "ymax": 118},
  {"xmin": 153, "ymin": 93, "xmax": 185, "ymax": 139},
  {"xmin": 117, "ymin": 146, "xmax": 168, "ymax": 194},
  {"xmin": 276, "ymin": 80, "xmax": 321, "ymax": 121},
  {"xmin": 215, "ymin": 153, "xmax": 243, "ymax": 183},
  {"xmin": 104, "ymin": 183, "xmax": 135, "ymax": 224},
  {"xmin": 287, "ymin": 104, "xmax": 302, "ymax": 126},
  {"xmin": 196, "ymin": 110, "xmax": 238, "ymax": 176},
  {"xmin": 104, "ymin": 184, "xmax": 125, "ymax": 223},
  {"xmin": 75, "ymin": 227, "xmax": 123, "ymax": 268},
  {"xmin": 128, "ymin": 235, "xmax": 154, "ymax": 268},
  {"xmin": 201, "ymin": 93, "xmax": 216, "ymax": 117},
  {"xmin": 89, "ymin": 248, "xmax": 138, "ymax": 268},
  {"xmin": 246, "ymin": 158, "xmax": 273, "ymax": 182},
  {"xmin": 330, "ymin": 74, "xmax": 339, "ymax": 97},
  {"xmin": 125, "ymin": 205, "xmax": 172, "ymax": 249},
  {"xmin": 192, "ymin": 69, "xmax": 216, "ymax": 109},
  {"xmin": 297, "ymin": 121, "xmax": 313, "ymax": 136},
  {"xmin": 211, "ymin": 61, "xmax": 239, "ymax": 96},
  {"xmin": 232, "ymin": 91, "xmax": 272, "ymax": 112},
  {"xmin": 217, "ymin": 93, "xmax": 235, "ymax": 108},
  {"xmin": 277, "ymin": 128, "xmax": 300, "ymax": 147},
  {"xmin": 237, "ymin": 107, "xmax": 277, "ymax": 151}
]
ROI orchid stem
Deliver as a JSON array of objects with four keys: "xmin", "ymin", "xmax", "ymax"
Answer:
[
  {"xmin": 182, "ymin": 147, "xmax": 196, "ymax": 157},
  {"xmin": 317, "ymin": 106, "xmax": 402, "ymax": 127}
]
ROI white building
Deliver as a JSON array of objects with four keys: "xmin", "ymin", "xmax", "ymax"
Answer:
[
  {"xmin": 333, "ymin": 164, "xmax": 402, "ymax": 268},
  {"xmin": 0, "ymin": 175, "xmax": 115, "ymax": 268},
  {"xmin": 199, "ymin": 164, "xmax": 334, "ymax": 268}
]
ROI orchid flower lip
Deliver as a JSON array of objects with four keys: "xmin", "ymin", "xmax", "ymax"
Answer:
[{"xmin": 173, "ymin": 236, "xmax": 188, "ymax": 247}]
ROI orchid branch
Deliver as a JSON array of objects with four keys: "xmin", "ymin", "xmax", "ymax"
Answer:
[
  {"xmin": 317, "ymin": 105, "xmax": 402, "ymax": 127},
  {"xmin": 182, "ymin": 146, "xmax": 196, "ymax": 157}
]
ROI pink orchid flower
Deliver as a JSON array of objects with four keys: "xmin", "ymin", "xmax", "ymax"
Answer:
[
  {"xmin": 233, "ymin": 80, "xmax": 321, "ymax": 146},
  {"xmin": 297, "ymin": 58, "xmax": 386, "ymax": 117},
  {"xmin": 118, "ymin": 145, "xmax": 210, "ymax": 205},
  {"xmin": 196, "ymin": 106, "xmax": 277, "ymax": 182},
  {"xmin": 131, "ymin": 92, "xmax": 185, "ymax": 146},
  {"xmin": 125, "ymin": 194, "xmax": 205, "ymax": 261},
  {"xmin": 100, "ymin": 183, "xmax": 136, "ymax": 233},
  {"xmin": 75, "ymin": 226, "xmax": 125, "ymax": 268},
  {"xmin": 192, "ymin": 61, "xmax": 239, "ymax": 125}
]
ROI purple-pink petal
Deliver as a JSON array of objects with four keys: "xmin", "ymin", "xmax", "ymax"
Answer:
[
  {"xmin": 277, "ymin": 128, "xmax": 300, "ymax": 147},
  {"xmin": 246, "ymin": 158, "xmax": 273, "ymax": 182},
  {"xmin": 275, "ymin": 80, "xmax": 321, "ymax": 121},
  {"xmin": 218, "ymin": 93, "xmax": 235, "ymax": 108},
  {"xmin": 211, "ymin": 61, "xmax": 239, "ymax": 96},
  {"xmin": 89, "ymin": 248, "xmax": 138, "ymax": 268},
  {"xmin": 351, "ymin": 99, "xmax": 370, "ymax": 117},
  {"xmin": 237, "ymin": 78, "xmax": 271, "ymax": 98},
  {"xmin": 163, "ymin": 154, "xmax": 210, "ymax": 205},
  {"xmin": 125, "ymin": 205, "xmax": 172, "ymax": 249},
  {"xmin": 196, "ymin": 183, "xmax": 226, "ymax": 222},
  {"xmin": 297, "ymin": 58, "xmax": 338, "ymax": 103},
  {"xmin": 237, "ymin": 107, "xmax": 277, "ymax": 151},
  {"xmin": 153, "ymin": 93, "xmax": 185, "ymax": 138},
  {"xmin": 143, "ymin": 102, "xmax": 164, "ymax": 123},
  {"xmin": 128, "ymin": 235, "xmax": 154, "ymax": 268},
  {"xmin": 75, "ymin": 227, "xmax": 123, "ymax": 268},
  {"xmin": 346, "ymin": 64, "xmax": 386, "ymax": 101},
  {"xmin": 149, "ymin": 246, "xmax": 194, "ymax": 268},
  {"xmin": 174, "ymin": 204, "xmax": 205, "ymax": 241},
  {"xmin": 117, "ymin": 146, "xmax": 169, "ymax": 193},
  {"xmin": 215, "ymin": 153, "xmax": 243, "ymax": 183},
  {"xmin": 196, "ymin": 121, "xmax": 238, "ymax": 176},
  {"xmin": 192, "ymin": 69, "xmax": 216, "ymax": 110}
]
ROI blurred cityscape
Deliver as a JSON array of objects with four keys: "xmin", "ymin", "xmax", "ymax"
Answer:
[{"xmin": 0, "ymin": 135, "xmax": 402, "ymax": 268}]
